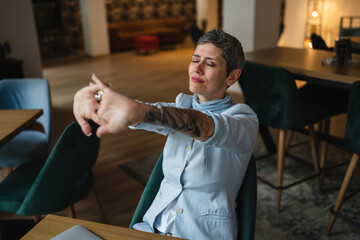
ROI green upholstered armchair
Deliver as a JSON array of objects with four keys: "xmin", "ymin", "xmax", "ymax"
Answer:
[
  {"xmin": 326, "ymin": 81, "xmax": 360, "ymax": 235},
  {"xmin": 130, "ymin": 153, "xmax": 257, "ymax": 240},
  {"xmin": 0, "ymin": 121, "xmax": 106, "ymax": 222},
  {"xmin": 239, "ymin": 61, "xmax": 331, "ymax": 212}
]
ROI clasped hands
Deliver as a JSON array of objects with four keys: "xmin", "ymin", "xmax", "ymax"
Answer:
[{"xmin": 73, "ymin": 74, "xmax": 150, "ymax": 138}]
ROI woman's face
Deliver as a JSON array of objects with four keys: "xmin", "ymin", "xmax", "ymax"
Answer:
[{"xmin": 188, "ymin": 43, "xmax": 230, "ymax": 102}]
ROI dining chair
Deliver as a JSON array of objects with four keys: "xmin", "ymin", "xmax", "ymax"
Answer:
[
  {"xmin": 188, "ymin": 23, "xmax": 204, "ymax": 46},
  {"xmin": 129, "ymin": 153, "xmax": 257, "ymax": 240},
  {"xmin": 239, "ymin": 61, "xmax": 348, "ymax": 212},
  {"xmin": 326, "ymin": 81, "xmax": 360, "ymax": 235},
  {"xmin": 0, "ymin": 121, "xmax": 106, "ymax": 223},
  {"xmin": 310, "ymin": 33, "xmax": 334, "ymax": 51},
  {"xmin": 0, "ymin": 78, "xmax": 52, "ymax": 172}
]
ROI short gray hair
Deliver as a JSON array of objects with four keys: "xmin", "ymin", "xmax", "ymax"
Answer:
[{"xmin": 197, "ymin": 28, "xmax": 245, "ymax": 76}]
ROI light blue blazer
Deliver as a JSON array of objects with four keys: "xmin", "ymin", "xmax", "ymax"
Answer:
[{"xmin": 131, "ymin": 93, "xmax": 258, "ymax": 240}]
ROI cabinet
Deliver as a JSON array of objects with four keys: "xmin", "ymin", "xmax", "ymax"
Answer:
[{"xmin": 0, "ymin": 58, "xmax": 24, "ymax": 79}]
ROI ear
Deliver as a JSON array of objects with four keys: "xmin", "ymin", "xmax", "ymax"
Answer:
[{"xmin": 226, "ymin": 69, "xmax": 242, "ymax": 87}]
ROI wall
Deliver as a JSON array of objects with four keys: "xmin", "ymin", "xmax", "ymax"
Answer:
[
  {"xmin": 205, "ymin": 0, "xmax": 219, "ymax": 31},
  {"xmin": 80, "ymin": 0, "xmax": 110, "ymax": 56},
  {"xmin": 196, "ymin": 0, "xmax": 219, "ymax": 32},
  {"xmin": 254, "ymin": 0, "xmax": 281, "ymax": 50},
  {"xmin": 196, "ymin": 0, "xmax": 207, "ymax": 30},
  {"xmin": 223, "ymin": 0, "xmax": 256, "ymax": 52},
  {"xmin": 0, "ymin": 0, "xmax": 43, "ymax": 78},
  {"xmin": 223, "ymin": 0, "xmax": 281, "ymax": 94},
  {"xmin": 279, "ymin": 0, "xmax": 360, "ymax": 48},
  {"xmin": 278, "ymin": 0, "xmax": 307, "ymax": 48},
  {"xmin": 322, "ymin": 0, "xmax": 360, "ymax": 47},
  {"xmin": 223, "ymin": 0, "xmax": 281, "ymax": 52}
]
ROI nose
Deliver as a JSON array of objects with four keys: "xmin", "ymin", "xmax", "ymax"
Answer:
[{"xmin": 194, "ymin": 61, "xmax": 204, "ymax": 74}]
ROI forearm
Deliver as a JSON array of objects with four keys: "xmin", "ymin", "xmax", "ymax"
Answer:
[{"xmin": 143, "ymin": 105, "xmax": 214, "ymax": 141}]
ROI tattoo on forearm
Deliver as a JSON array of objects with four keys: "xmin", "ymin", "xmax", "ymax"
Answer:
[{"xmin": 145, "ymin": 106, "xmax": 214, "ymax": 140}]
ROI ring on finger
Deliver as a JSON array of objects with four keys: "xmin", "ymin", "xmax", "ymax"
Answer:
[{"xmin": 94, "ymin": 90, "xmax": 104, "ymax": 102}]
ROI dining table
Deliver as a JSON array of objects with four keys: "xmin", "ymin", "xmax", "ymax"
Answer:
[
  {"xmin": 245, "ymin": 46, "xmax": 360, "ymax": 89},
  {"xmin": 21, "ymin": 214, "xmax": 185, "ymax": 240},
  {"xmin": 244, "ymin": 47, "xmax": 360, "ymax": 154},
  {"xmin": 0, "ymin": 109, "xmax": 43, "ymax": 148}
]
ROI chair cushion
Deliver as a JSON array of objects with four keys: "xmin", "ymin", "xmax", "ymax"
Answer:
[
  {"xmin": 0, "ymin": 131, "xmax": 48, "ymax": 168},
  {"xmin": 299, "ymin": 83, "xmax": 349, "ymax": 117}
]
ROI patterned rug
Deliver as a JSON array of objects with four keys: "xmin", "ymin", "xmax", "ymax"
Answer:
[
  {"xmin": 119, "ymin": 153, "xmax": 160, "ymax": 186},
  {"xmin": 119, "ymin": 129, "xmax": 360, "ymax": 239}
]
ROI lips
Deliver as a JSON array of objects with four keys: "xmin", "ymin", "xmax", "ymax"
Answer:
[{"xmin": 191, "ymin": 76, "xmax": 204, "ymax": 83}]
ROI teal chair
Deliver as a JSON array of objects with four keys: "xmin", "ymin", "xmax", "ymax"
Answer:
[
  {"xmin": 239, "ymin": 61, "xmax": 346, "ymax": 212},
  {"xmin": 130, "ymin": 154, "xmax": 257, "ymax": 240},
  {"xmin": 0, "ymin": 79, "xmax": 52, "ymax": 171},
  {"xmin": 188, "ymin": 23, "xmax": 204, "ymax": 46},
  {"xmin": 0, "ymin": 121, "xmax": 106, "ymax": 222},
  {"xmin": 326, "ymin": 81, "xmax": 360, "ymax": 235}
]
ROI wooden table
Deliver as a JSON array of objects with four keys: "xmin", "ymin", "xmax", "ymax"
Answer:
[
  {"xmin": 0, "ymin": 109, "xmax": 43, "ymax": 148},
  {"xmin": 21, "ymin": 214, "xmax": 185, "ymax": 240},
  {"xmin": 245, "ymin": 47, "xmax": 360, "ymax": 89}
]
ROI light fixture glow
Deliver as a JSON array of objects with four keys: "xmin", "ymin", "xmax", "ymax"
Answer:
[
  {"xmin": 304, "ymin": 38, "xmax": 313, "ymax": 49},
  {"xmin": 312, "ymin": 10, "xmax": 318, "ymax": 18}
]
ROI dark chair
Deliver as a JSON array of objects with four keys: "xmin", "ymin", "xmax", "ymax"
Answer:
[
  {"xmin": 130, "ymin": 153, "xmax": 257, "ymax": 240},
  {"xmin": 239, "ymin": 61, "xmax": 345, "ymax": 212},
  {"xmin": 310, "ymin": 33, "xmax": 334, "ymax": 51},
  {"xmin": 0, "ymin": 121, "xmax": 106, "ymax": 223},
  {"xmin": 188, "ymin": 23, "xmax": 204, "ymax": 46},
  {"xmin": 326, "ymin": 81, "xmax": 360, "ymax": 235},
  {"xmin": 0, "ymin": 79, "xmax": 52, "ymax": 172}
]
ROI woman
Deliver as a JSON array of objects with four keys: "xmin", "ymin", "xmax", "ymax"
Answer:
[{"xmin": 73, "ymin": 28, "xmax": 258, "ymax": 240}]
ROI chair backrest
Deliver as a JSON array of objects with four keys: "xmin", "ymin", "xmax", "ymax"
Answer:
[
  {"xmin": 236, "ymin": 155, "xmax": 257, "ymax": 240},
  {"xmin": 15, "ymin": 121, "xmax": 101, "ymax": 215},
  {"xmin": 0, "ymin": 78, "xmax": 52, "ymax": 145},
  {"xmin": 240, "ymin": 61, "xmax": 305, "ymax": 129},
  {"xmin": 345, "ymin": 81, "xmax": 360, "ymax": 155},
  {"xmin": 130, "ymin": 153, "xmax": 257, "ymax": 240},
  {"xmin": 130, "ymin": 152, "xmax": 164, "ymax": 228},
  {"xmin": 310, "ymin": 33, "xmax": 331, "ymax": 51},
  {"xmin": 188, "ymin": 23, "xmax": 204, "ymax": 45}
]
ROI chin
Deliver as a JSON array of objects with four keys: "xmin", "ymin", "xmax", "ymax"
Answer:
[{"xmin": 189, "ymin": 84, "xmax": 202, "ymax": 94}]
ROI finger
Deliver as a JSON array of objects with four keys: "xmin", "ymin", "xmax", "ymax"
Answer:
[
  {"xmin": 91, "ymin": 74, "xmax": 109, "ymax": 89},
  {"xmin": 91, "ymin": 113, "xmax": 108, "ymax": 126},
  {"xmin": 75, "ymin": 116, "xmax": 92, "ymax": 136},
  {"xmin": 96, "ymin": 125, "xmax": 108, "ymax": 138}
]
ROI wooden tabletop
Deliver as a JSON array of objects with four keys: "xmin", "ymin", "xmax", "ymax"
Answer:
[
  {"xmin": 0, "ymin": 109, "xmax": 43, "ymax": 148},
  {"xmin": 245, "ymin": 47, "xmax": 360, "ymax": 89},
  {"xmin": 21, "ymin": 214, "xmax": 186, "ymax": 240}
]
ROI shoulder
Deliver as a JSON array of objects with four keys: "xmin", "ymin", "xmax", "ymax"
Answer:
[
  {"xmin": 222, "ymin": 103, "xmax": 258, "ymax": 122},
  {"xmin": 175, "ymin": 93, "xmax": 193, "ymax": 108},
  {"xmin": 225, "ymin": 102, "xmax": 256, "ymax": 115}
]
